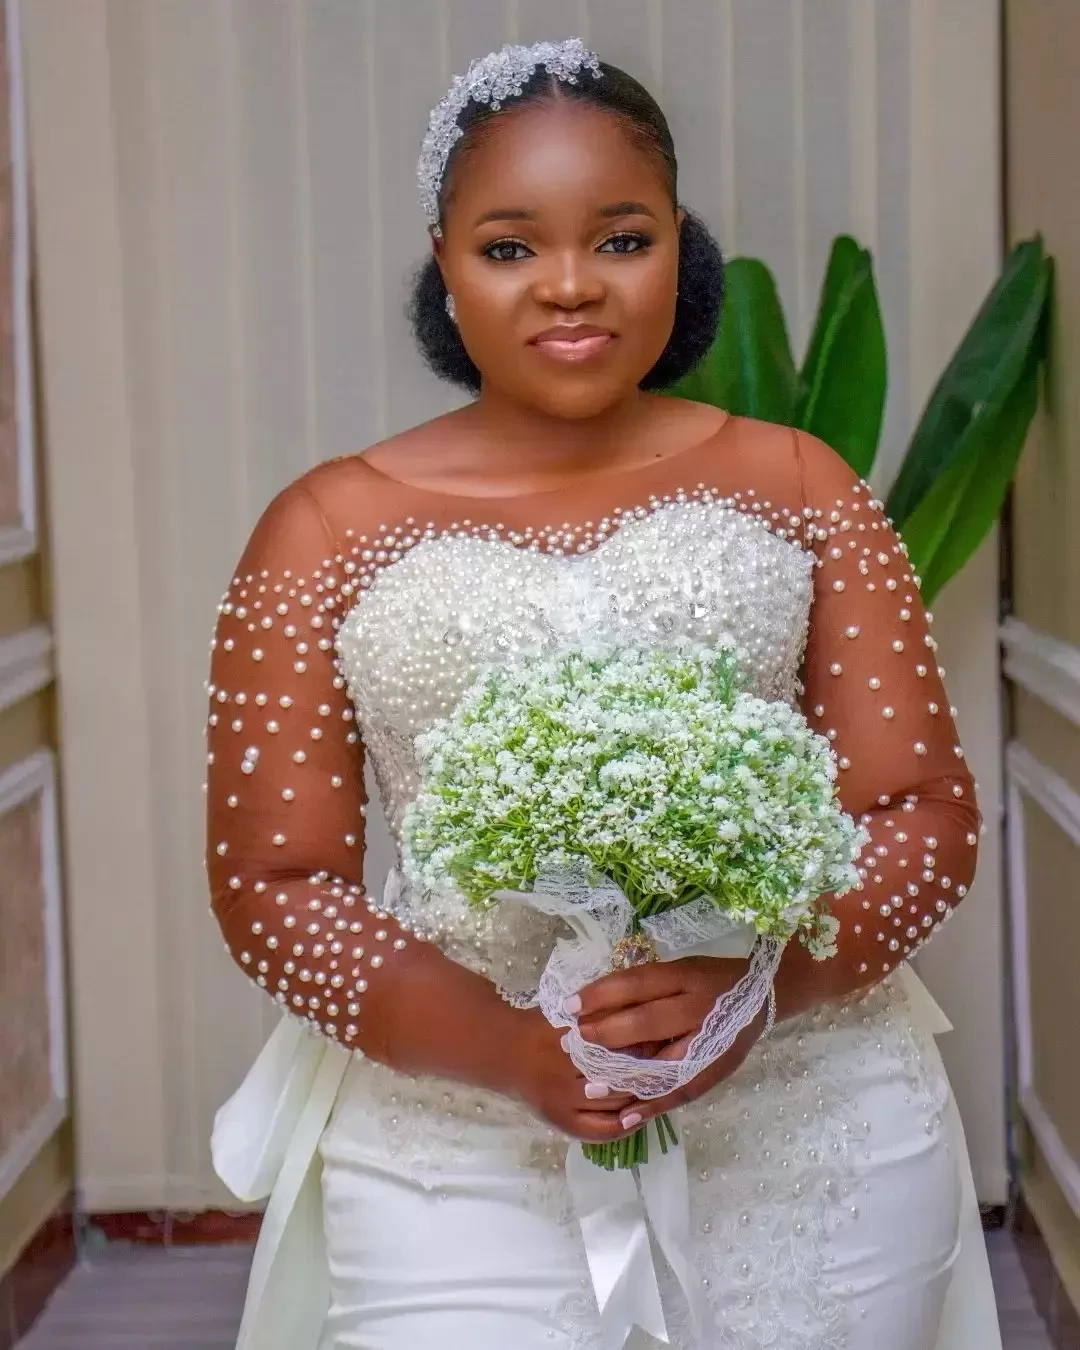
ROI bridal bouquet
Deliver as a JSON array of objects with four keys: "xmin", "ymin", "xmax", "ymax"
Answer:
[{"xmin": 403, "ymin": 642, "xmax": 864, "ymax": 1168}]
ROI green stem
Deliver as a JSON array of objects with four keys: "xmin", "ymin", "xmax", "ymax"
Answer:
[{"xmin": 581, "ymin": 1115, "xmax": 678, "ymax": 1171}]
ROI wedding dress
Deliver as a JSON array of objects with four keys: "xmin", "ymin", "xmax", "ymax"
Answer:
[{"xmin": 207, "ymin": 416, "xmax": 1003, "ymax": 1348}]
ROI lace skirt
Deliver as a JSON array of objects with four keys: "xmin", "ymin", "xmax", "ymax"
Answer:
[{"xmin": 213, "ymin": 973, "xmax": 1002, "ymax": 1350}]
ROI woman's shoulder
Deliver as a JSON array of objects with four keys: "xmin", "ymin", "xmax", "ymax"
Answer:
[
  {"xmin": 710, "ymin": 413, "xmax": 845, "ymax": 470},
  {"xmin": 697, "ymin": 414, "xmax": 867, "ymax": 508},
  {"xmin": 254, "ymin": 412, "xmax": 466, "ymax": 552},
  {"xmin": 672, "ymin": 411, "xmax": 828, "ymax": 507}
]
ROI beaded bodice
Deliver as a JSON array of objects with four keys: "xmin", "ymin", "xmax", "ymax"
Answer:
[{"xmin": 334, "ymin": 499, "xmax": 814, "ymax": 989}]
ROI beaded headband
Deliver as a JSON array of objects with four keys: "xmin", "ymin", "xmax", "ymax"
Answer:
[{"xmin": 417, "ymin": 38, "xmax": 602, "ymax": 234}]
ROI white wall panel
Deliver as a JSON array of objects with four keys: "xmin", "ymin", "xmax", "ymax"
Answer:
[
  {"xmin": 445, "ymin": 0, "xmax": 511, "ymax": 75},
  {"xmin": 235, "ymin": 2, "xmax": 313, "ymax": 495},
  {"xmin": 304, "ymin": 0, "xmax": 381, "ymax": 458},
  {"xmin": 516, "ymin": 0, "xmax": 583, "ymax": 49},
  {"xmin": 873, "ymin": 0, "xmax": 914, "ymax": 480},
  {"xmin": 371, "ymin": 0, "xmax": 455, "ymax": 435},
  {"xmin": 586, "ymin": 1, "xmax": 657, "ymax": 92},
  {"xmin": 800, "ymin": 0, "xmax": 854, "ymax": 337},
  {"xmin": 729, "ymin": 1, "xmax": 801, "ymax": 339},
  {"xmin": 659, "ymin": 0, "xmax": 729, "ymax": 237}
]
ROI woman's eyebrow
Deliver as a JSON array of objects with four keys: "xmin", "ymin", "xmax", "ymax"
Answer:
[
  {"xmin": 471, "ymin": 202, "xmax": 660, "ymax": 228},
  {"xmin": 596, "ymin": 201, "xmax": 659, "ymax": 221},
  {"xmin": 472, "ymin": 207, "xmax": 538, "ymax": 227}
]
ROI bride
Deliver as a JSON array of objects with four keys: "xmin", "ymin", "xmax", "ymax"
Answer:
[{"xmin": 207, "ymin": 40, "xmax": 1002, "ymax": 1350}]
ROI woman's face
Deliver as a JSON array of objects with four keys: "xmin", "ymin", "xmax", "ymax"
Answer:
[{"xmin": 436, "ymin": 101, "xmax": 682, "ymax": 420}]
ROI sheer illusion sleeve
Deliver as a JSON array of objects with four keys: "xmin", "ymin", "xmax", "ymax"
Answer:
[
  {"xmin": 787, "ymin": 432, "xmax": 981, "ymax": 1007},
  {"xmin": 205, "ymin": 483, "xmax": 409, "ymax": 1049}
]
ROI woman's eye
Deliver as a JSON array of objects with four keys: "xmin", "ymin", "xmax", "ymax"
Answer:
[
  {"xmin": 484, "ymin": 239, "xmax": 533, "ymax": 262},
  {"xmin": 598, "ymin": 232, "xmax": 653, "ymax": 255}
]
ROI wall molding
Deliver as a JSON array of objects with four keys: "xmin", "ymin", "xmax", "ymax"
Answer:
[
  {"xmin": 0, "ymin": 750, "xmax": 69, "ymax": 1204},
  {"xmin": 1001, "ymin": 616, "xmax": 1080, "ymax": 729},
  {"xmin": 0, "ymin": 0, "xmax": 38, "ymax": 565},
  {"xmin": 0, "ymin": 623, "xmax": 55, "ymax": 712},
  {"xmin": 1007, "ymin": 740, "xmax": 1080, "ymax": 848},
  {"xmin": 1022, "ymin": 1092, "xmax": 1080, "ymax": 1222},
  {"xmin": 1006, "ymin": 740, "xmax": 1080, "ymax": 1223}
]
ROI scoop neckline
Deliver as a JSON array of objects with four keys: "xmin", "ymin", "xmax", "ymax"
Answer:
[{"xmin": 353, "ymin": 411, "xmax": 735, "ymax": 505}]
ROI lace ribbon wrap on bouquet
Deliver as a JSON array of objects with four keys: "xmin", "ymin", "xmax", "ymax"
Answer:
[{"xmin": 494, "ymin": 863, "xmax": 785, "ymax": 1098}]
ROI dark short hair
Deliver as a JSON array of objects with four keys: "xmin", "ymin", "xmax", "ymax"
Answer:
[{"xmin": 408, "ymin": 60, "xmax": 725, "ymax": 394}]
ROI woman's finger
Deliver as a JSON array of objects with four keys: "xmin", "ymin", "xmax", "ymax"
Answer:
[
  {"xmin": 571, "ymin": 956, "xmax": 749, "ymax": 1021},
  {"xmin": 572, "ymin": 1110, "xmax": 637, "ymax": 1143},
  {"xmin": 580, "ymin": 1082, "xmax": 637, "ymax": 1111},
  {"xmin": 580, "ymin": 994, "xmax": 700, "ymax": 1050},
  {"xmin": 619, "ymin": 1007, "xmax": 769, "ymax": 1126},
  {"xmin": 570, "ymin": 964, "xmax": 685, "ymax": 1019},
  {"xmin": 620, "ymin": 1078, "xmax": 699, "ymax": 1128},
  {"xmin": 650, "ymin": 1034, "xmax": 696, "ymax": 1061}
]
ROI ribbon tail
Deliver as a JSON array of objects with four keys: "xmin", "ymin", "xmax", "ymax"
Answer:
[
  {"xmin": 565, "ymin": 1145, "xmax": 670, "ymax": 1349},
  {"xmin": 638, "ymin": 1138, "xmax": 711, "ymax": 1342},
  {"xmin": 895, "ymin": 963, "xmax": 953, "ymax": 1035}
]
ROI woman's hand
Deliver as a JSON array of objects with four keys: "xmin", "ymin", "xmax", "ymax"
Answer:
[
  {"xmin": 571, "ymin": 957, "xmax": 766, "ymax": 1129},
  {"xmin": 504, "ymin": 1006, "xmax": 640, "ymax": 1143}
]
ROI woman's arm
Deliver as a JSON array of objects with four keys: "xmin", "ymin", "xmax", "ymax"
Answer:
[
  {"xmin": 206, "ymin": 481, "xmax": 631, "ymax": 1137},
  {"xmin": 575, "ymin": 434, "xmax": 980, "ymax": 1124},
  {"xmin": 775, "ymin": 431, "xmax": 980, "ymax": 1017},
  {"xmin": 207, "ymin": 482, "xmax": 519, "ymax": 1070}
]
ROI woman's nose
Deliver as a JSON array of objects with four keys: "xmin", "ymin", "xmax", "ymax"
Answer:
[{"xmin": 532, "ymin": 251, "xmax": 605, "ymax": 310}]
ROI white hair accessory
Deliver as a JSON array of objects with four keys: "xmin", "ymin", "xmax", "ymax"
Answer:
[{"xmin": 418, "ymin": 39, "xmax": 602, "ymax": 233}]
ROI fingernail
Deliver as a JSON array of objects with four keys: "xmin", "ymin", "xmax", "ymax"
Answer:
[
  {"xmin": 584, "ymin": 1082, "xmax": 610, "ymax": 1099},
  {"xmin": 563, "ymin": 995, "xmax": 582, "ymax": 1016},
  {"xmin": 621, "ymin": 1112, "xmax": 643, "ymax": 1130},
  {"xmin": 560, "ymin": 1033, "xmax": 572, "ymax": 1052}
]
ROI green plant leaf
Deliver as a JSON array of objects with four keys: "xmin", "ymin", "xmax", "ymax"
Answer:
[
  {"xmin": 666, "ymin": 258, "xmax": 798, "ymax": 423},
  {"xmin": 887, "ymin": 236, "xmax": 1049, "ymax": 525},
  {"xmin": 794, "ymin": 236, "xmax": 886, "ymax": 478},
  {"xmin": 899, "ymin": 292, "xmax": 1048, "ymax": 604}
]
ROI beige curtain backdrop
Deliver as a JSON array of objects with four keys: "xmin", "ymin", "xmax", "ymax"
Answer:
[{"xmin": 23, "ymin": 0, "xmax": 1006, "ymax": 1210}]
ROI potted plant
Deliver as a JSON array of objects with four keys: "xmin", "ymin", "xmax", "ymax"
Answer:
[{"xmin": 669, "ymin": 235, "xmax": 1053, "ymax": 604}]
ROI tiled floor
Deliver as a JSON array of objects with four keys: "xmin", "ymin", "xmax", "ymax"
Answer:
[
  {"xmin": 17, "ymin": 1245, "xmax": 252, "ymax": 1350},
  {"xmin": 16, "ymin": 1232, "xmax": 1054, "ymax": 1349},
  {"xmin": 986, "ymin": 1230, "xmax": 1060, "ymax": 1349}
]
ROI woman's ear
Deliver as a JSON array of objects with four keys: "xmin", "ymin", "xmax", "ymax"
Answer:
[{"xmin": 675, "ymin": 206, "xmax": 687, "ymax": 232}]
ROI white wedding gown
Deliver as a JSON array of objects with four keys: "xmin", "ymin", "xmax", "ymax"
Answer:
[{"xmin": 207, "ymin": 420, "xmax": 1003, "ymax": 1349}]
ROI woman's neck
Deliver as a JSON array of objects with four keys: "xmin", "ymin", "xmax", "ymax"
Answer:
[
  {"xmin": 449, "ymin": 389, "xmax": 668, "ymax": 487},
  {"xmin": 360, "ymin": 390, "xmax": 726, "ymax": 499}
]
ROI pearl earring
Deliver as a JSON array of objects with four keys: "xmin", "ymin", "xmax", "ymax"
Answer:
[{"xmin": 445, "ymin": 294, "xmax": 457, "ymax": 323}]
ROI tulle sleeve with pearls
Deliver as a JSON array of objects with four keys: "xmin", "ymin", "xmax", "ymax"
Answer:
[
  {"xmin": 794, "ymin": 431, "xmax": 980, "ymax": 995},
  {"xmin": 205, "ymin": 481, "xmax": 407, "ymax": 1050}
]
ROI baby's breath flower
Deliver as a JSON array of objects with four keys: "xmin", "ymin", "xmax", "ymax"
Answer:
[{"xmin": 403, "ymin": 643, "xmax": 865, "ymax": 946}]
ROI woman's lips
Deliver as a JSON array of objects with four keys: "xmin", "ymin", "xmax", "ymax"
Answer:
[{"xmin": 530, "ymin": 327, "xmax": 617, "ymax": 362}]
